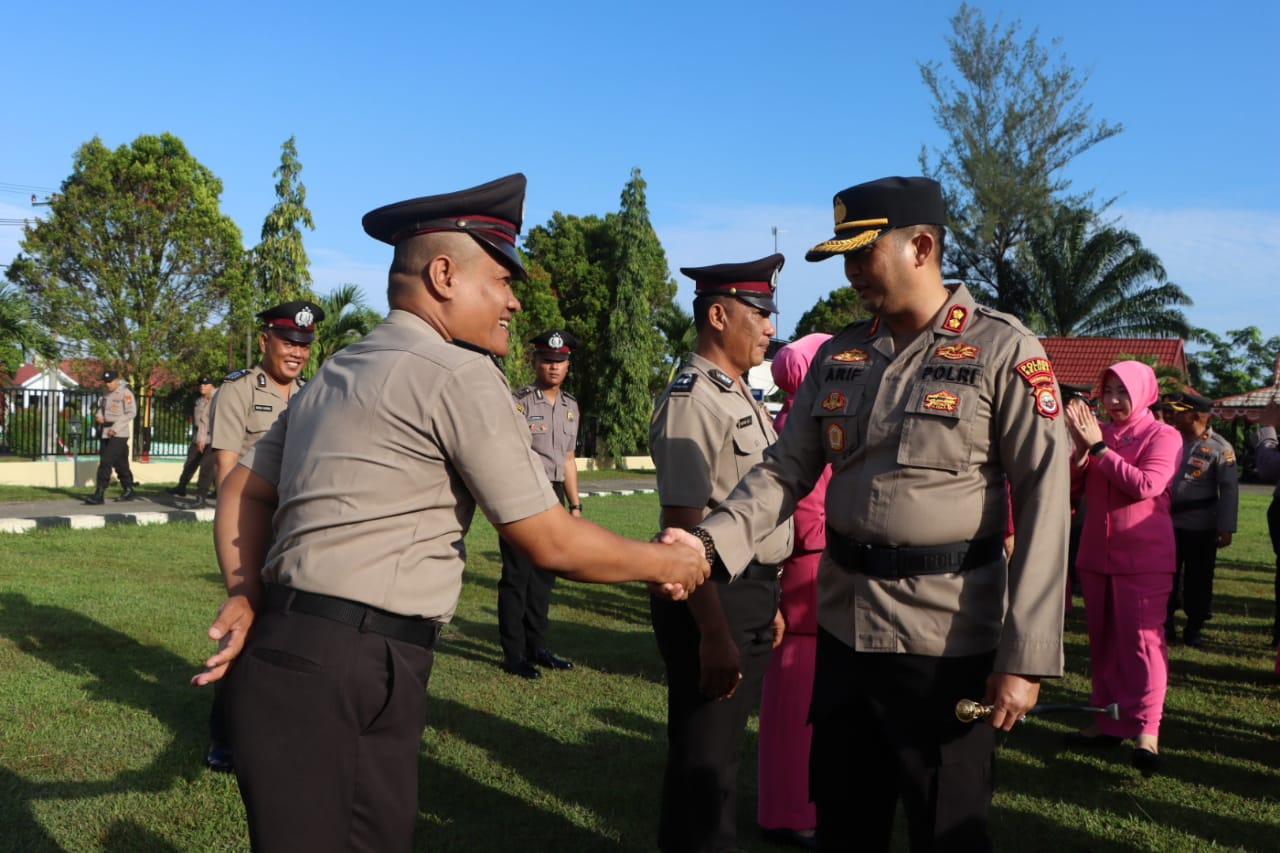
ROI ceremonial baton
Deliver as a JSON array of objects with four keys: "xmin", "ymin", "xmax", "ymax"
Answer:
[{"xmin": 955, "ymin": 699, "xmax": 1121, "ymax": 724}]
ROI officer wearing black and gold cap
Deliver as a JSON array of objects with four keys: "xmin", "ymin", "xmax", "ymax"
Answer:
[
  {"xmin": 84, "ymin": 369, "xmax": 137, "ymax": 504},
  {"xmin": 195, "ymin": 174, "xmax": 708, "ymax": 851},
  {"xmin": 1164, "ymin": 391, "xmax": 1238, "ymax": 646},
  {"xmin": 673, "ymin": 177, "xmax": 1071, "ymax": 851},
  {"xmin": 498, "ymin": 329, "xmax": 583, "ymax": 678},
  {"xmin": 649, "ymin": 253, "xmax": 793, "ymax": 853}
]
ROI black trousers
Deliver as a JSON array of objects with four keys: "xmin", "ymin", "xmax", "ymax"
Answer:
[
  {"xmin": 95, "ymin": 437, "xmax": 133, "ymax": 490},
  {"xmin": 1268, "ymin": 498, "xmax": 1280, "ymax": 641},
  {"xmin": 810, "ymin": 629, "xmax": 997, "ymax": 853},
  {"xmin": 226, "ymin": 603, "xmax": 435, "ymax": 853},
  {"xmin": 1168, "ymin": 528, "xmax": 1219, "ymax": 630},
  {"xmin": 496, "ymin": 481, "xmax": 564, "ymax": 662},
  {"xmin": 650, "ymin": 577, "xmax": 779, "ymax": 853}
]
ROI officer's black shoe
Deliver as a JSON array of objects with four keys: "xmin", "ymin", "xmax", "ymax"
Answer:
[
  {"xmin": 190, "ymin": 496, "xmax": 210, "ymax": 509},
  {"xmin": 206, "ymin": 741, "xmax": 234, "ymax": 773},
  {"xmin": 501, "ymin": 658, "xmax": 542, "ymax": 680},
  {"xmin": 1183, "ymin": 627, "xmax": 1204, "ymax": 648},
  {"xmin": 532, "ymin": 649, "xmax": 574, "ymax": 670},
  {"xmin": 761, "ymin": 827, "xmax": 819, "ymax": 850},
  {"xmin": 166, "ymin": 485, "xmax": 188, "ymax": 497},
  {"xmin": 116, "ymin": 487, "xmax": 136, "ymax": 502},
  {"xmin": 83, "ymin": 489, "xmax": 105, "ymax": 506}
]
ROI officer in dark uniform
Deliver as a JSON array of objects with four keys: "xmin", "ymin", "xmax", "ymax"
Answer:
[
  {"xmin": 1164, "ymin": 391, "xmax": 1238, "ymax": 646},
  {"xmin": 192, "ymin": 174, "xmax": 707, "ymax": 852},
  {"xmin": 84, "ymin": 370, "xmax": 137, "ymax": 505},
  {"xmin": 649, "ymin": 254, "xmax": 793, "ymax": 853},
  {"xmin": 498, "ymin": 329, "xmax": 584, "ymax": 678},
  {"xmin": 203, "ymin": 300, "xmax": 323, "ymax": 773}
]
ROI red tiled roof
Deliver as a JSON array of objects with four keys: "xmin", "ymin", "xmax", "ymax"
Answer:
[{"xmin": 1040, "ymin": 338, "xmax": 1188, "ymax": 395}]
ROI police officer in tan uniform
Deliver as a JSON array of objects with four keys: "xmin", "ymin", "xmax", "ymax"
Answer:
[
  {"xmin": 669, "ymin": 177, "xmax": 1071, "ymax": 852},
  {"xmin": 84, "ymin": 369, "xmax": 137, "ymax": 504},
  {"xmin": 168, "ymin": 376, "xmax": 217, "ymax": 506},
  {"xmin": 649, "ymin": 254, "xmax": 793, "ymax": 853},
  {"xmin": 208, "ymin": 300, "xmax": 326, "ymax": 487},
  {"xmin": 1164, "ymin": 391, "xmax": 1238, "ymax": 647},
  {"xmin": 191, "ymin": 174, "xmax": 708, "ymax": 852},
  {"xmin": 204, "ymin": 301, "xmax": 323, "ymax": 773},
  {"xmin": 498, "ymin": 329, "xmax": 583, "ymax": 678}
]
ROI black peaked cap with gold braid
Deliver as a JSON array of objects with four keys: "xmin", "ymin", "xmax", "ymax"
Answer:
[
  {"xmin": 805, "ymin": 176, "xmax": 947, "ymax": 262},
  {"xmin": 681, "ymin": 253, "xmax": 784, "ymax": 313}
]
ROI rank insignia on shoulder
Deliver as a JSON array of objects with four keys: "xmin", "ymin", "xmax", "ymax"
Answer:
[
  {"xmin": 737, "ymin": 415, "xmax": 753, "ymax": 428},
  {"xmin": 1224, "ymin": 448, "xmax": 1236, "ymax": 464},
  {"xmin": 933, "ymin": 342, "xmax": 980, "ymax": 361},
  {"xmin": 257, "ymin": 373, "xmax": 267, "ymax": 387},
  {"xmin": 831, "ymin": 348, "xmax": 870, "ymax": 363},
  {"xmin": 224, "ymin": 368, "xmax": 250, "ymax": 382},
  {"xmin": 708, "ymin": 369, "xmax": 735, "ymax": 390},
  {"xmin": 671, "ymin": 373, "xmax": 697, "ymax": 393},
  {"xmin": 942, "ymin": 306, "xmax": 969, "ymax": 332}
]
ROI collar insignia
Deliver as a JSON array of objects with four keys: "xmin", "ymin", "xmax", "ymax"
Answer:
[{"xmin": 942, "ymin": 305, "xmax": 968, "ymax": 332}]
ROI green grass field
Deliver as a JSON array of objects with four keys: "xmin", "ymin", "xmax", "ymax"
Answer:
[{"xmin": 1, "ymin": 493, "xmax": 1277, "ymax": 852}]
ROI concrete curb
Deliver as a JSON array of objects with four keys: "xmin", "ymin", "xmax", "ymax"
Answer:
[{"xmin": 0, "ymin": 489, "xmax": 654, "ymax": 535}]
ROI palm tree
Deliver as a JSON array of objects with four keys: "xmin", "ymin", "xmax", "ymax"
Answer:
[
  {"xmin": 305, "ymin": 284, "xmax": 381, "ymax": 375},
  {"xmin": 1019, "ymin": 206, "xmax": 1192, "ymax": 338}
]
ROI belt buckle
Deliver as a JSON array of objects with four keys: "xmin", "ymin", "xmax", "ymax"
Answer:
[{"xmin": 357, "ymin": 608, "xmax": 374, "ymax": 633}]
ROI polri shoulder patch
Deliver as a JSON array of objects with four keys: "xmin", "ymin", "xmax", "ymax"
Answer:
[
  {"xmin": 671, "ymin": 373, "xmax": 697, "ymax": 393},
  {"xmin": 708, "ymin": 368, "xmax": 735, "ymax": 390},
  {"xmin": 223, "ymin": 368, "xmax": 250, "ymax": 382},
  {"xmin": 1014, "ymin": 357, "xmax": 1060, "ymax": 419}
]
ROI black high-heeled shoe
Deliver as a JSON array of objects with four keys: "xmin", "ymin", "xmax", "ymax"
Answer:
[
  {"xmin": 1063, "ymin": 730, "xmax": 1123, "ymax": 748},
  {"xmin": 1131, "ymin": 747, "xmax": 1160, "ymax": 776}
]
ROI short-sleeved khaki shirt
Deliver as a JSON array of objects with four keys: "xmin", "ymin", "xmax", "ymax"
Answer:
[
  {"xmin": 193, "ymin": 395, "xmax": 212, "ymax": 446},
  {"xmin": 208, "ymin": 365, "xmax": 302, "ymax": 457},
  {"xmin": 512, "ymin": 385, "xmax": 579, "ymax": 482},
  {"xmin": 700, "ymin": 284, "xmax": 1070, "ymax": 677},
  {"xmin": 650, "ymin": 352, "xmax": 792, "ymax": 567},
  {"xmin": 241, "ymin": 310, "xmax": 558, "ymax": 621},
  {"xmin": 99, "ymin": 385, "xmax": 136, "ymax": 440}
]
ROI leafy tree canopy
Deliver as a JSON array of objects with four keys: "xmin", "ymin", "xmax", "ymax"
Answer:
[
  {"xmin": 793, "ymin": 287, "xmax": 871, "ymax": 337},
  {"xmin": 5, "ymin": 133, "xmax": 244, "ymax": 391},
  {"xmin": 1188, "ymin": 327, "xmax": 1280, "ymax": 400},
  {"xmin": 251, "ymin": 135, "xmax": 315, "ymax": 311}
]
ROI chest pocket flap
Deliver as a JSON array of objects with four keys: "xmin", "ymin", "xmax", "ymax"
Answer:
[{"xmin": 897, "ymin": 383, "xmax": 973, "ymax": 473}]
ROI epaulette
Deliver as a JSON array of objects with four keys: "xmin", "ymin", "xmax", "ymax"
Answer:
[
  {"xmin": 975, "ymin": 304, "xmax": 1035, "ymax": 336},
  {"xmin": 514, "ymin": 385, "xmax": 536, "ymax": 398},
  {"xmin": 563, "ymin": 390, "xmax": 576, "ymax": 401},
  {"xmin": 670, "ymin": 373, "xmax": 697, "ymax": 393},
  {"xmin": 223, "ymin": 368, "xmax": 251, "ymax": 382},
  {"xmin": 707, "ymin": 368, "xmax": 735, "ymax": 390}
]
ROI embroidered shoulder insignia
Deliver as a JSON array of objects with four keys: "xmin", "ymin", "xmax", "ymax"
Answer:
[
  {"xmin": 821, "ymin": 391, "xmax": 847, "ymax": 412},
  {"xmin": 933, "ymin": 343, "xmax": 980, "ymax": 361},
  {"xmin": 942, "ymin": 305, "xmax": 969, "ymax": 333},
  {"xmin": 223, "ymin": 368, "xmax": 250, "ymax": 382},
  {"xmin": 831, "ymin": 348, "xmax": 870, "ymax": 363},
  {"xmin": 708, "ymin": 369, "xmax": 735, "ymax": 390},
  {"xmin": 1013, "ymin": 357, "xmax": 1060, "ymax": 419},
  {"xmin": 671, "ymin": 373, "xmax": 697, "ymax": 393}
]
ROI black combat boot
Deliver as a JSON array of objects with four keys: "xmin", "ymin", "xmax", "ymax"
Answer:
[
  {"xmin": 83, "ymin": 488, "xmax": 105, "ymax": 505},
  {"xmin": 116, "ymin": 486, "xmax": 136, "ymax": 502}
]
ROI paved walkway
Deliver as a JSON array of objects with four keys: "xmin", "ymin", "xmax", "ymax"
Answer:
[{"xmin": 0, "ymin": 477, "xmax": 658, "ymax": 534}]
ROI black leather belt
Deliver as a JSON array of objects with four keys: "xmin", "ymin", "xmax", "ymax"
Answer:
[
  {"xmin": 826, "ymin": 530, "xmax": 1002, "ymax": 579},
  {"xmin": 265, "ymin": 585, "xmax": 442, "ymax": 649},
  {"xmin": 714, "ymin": 561, "xmax": 782, "ymax": 583}
]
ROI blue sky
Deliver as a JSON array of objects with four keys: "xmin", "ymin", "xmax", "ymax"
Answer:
[{"xmin": 3, "ymin": 1, "xmax": 1277, "ymax": 347}]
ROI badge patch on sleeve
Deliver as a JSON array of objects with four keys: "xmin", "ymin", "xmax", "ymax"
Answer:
[
  {"xmin": 1014, "ymin": 357, "xmax": 1061, "ymax": 419},
  {"xmin": 825, "ymin": 423, "xmax": 846, "ymax": 452},
  {"xmin": 821, "ymin": 391, "xmax": 847, "ymax": 412}
]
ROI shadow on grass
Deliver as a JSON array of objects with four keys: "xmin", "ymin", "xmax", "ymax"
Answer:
[{"xmin": 0, "ymin": 593, "xmax": 210, "ymax": 851}]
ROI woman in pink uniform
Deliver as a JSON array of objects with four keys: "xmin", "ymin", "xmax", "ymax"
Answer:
[
  {"xmin": 1064, "ymin": 360, "xmax": 1181, "ymax": 775},
  {"xmin": 757, "ymin": 333, "xmax": 830, "ymax": 849}
]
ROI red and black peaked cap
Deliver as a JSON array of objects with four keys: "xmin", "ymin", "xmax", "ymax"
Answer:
[
  {"xmin": 362, "ymin": 173, "xmax": 528, "ymax": 280},
  {"xmin": 806, "ymin": 176, "xmax": 947, "ymax": 262},
  {"xmin": 682, "ymin": 253, "xmax": 784, "ymax": 313}
]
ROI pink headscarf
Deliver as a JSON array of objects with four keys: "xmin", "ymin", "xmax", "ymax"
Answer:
[
  {"xmin": 1102, "ymin": 360, "xmax": 1159, "ymax": 436},
  {"xmin": 772, "ymin": 333, "xmax": 832, "ymax": 431}
]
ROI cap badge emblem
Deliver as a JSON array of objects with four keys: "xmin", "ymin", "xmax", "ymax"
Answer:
[
  {"xmin": 294, "ymin": 307, "xmax": 314, "ymax": 327},
  {"xmin": 548, "ymin": 332, "xmax": 564, "ymax": 349},
  {"xmin": 833, "ymin": 196, "xmax": 847, "ymax": 226}
]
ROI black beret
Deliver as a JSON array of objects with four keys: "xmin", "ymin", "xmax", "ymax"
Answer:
[
  {"xmin": 257, "ymin": 300, "xmax": 325, "ymax": 344},
  {"xmin": 806, "ymin": 176, "xmax": 947, "ymax": 262},
  {"xmin": 361, "ymin": 173, "xmax": 528, "ymax": 281},
  {"xmin": 530, "ymin": 329, "xmax": 578, "ymax": 361},
  {"xmin": 682, "ymin": 253, "xmax": 784, "ymax": 313}
]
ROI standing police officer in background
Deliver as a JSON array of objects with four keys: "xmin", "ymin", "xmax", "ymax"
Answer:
[
  {"xmin": 191, "ymin": 174, "xmax": 708, "ymax": 853},
  {"xmin": 208, "ymin": 300, "xmax": 326, "ymax": 487},
  {"xmin": 1164, "ymin": 391, "xmax": 1238, "ymax": 647},
  {"xmin": 669, "ymin": 177, "xmax": 1070, "ymax": 852},
  {"xmin": 498, "ymin": 329, "xmax": 584, "ymax": 679},
  {"xmin": 649, "ymin": 254, "xmax": 792, "ymax": 853},
  {"xmin": 168, "ymin": 376, "xmax": 217, "ymax": 506},
  {"xmin": 84, "ymin": 369, "xmax": 136, "ymax": 505},
  {"xmin": 202, "ymin": 301, "xmax": 323, "ymax": 773}
]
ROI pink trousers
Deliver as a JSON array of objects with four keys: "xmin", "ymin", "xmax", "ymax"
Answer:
[
  {"xmin": 757, "ymin": 631, "xmax": 817, "ymax": 831},
  {"xmin": 1078, "ymin": 570, "xmax": 1172, "ymax": 738}
]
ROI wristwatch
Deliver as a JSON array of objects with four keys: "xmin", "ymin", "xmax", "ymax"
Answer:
[
  {"xmin": 1089, "ymin": 441, "xmax": 1108, "ymax": 457},
  {"xmin": 568, "ymin": 503, "xmax": 583, "ymax": 512},
  {"xmin": 688, "ymin": 525, "xmax": 717, "ymax": 566}
]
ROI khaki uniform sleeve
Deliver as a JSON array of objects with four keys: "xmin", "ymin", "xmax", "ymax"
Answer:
[
  {"xmin": 994, "ymin": 332, "xmax": 1070, "ymax": 677},
  {"xmin": 241, "ymin": 407, "xmax": 288, "ymax": 486},
  {"xmin": 209, "ymin": 382, "xmax": 249, "ymax": 453}
]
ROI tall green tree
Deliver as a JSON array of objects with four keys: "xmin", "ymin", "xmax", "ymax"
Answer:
[
  {"xmin": 794, "ymin": 287, "xmax": 872, "ymax": 337},
  {"xmin": 0, "ymin": 283, "xmax": 56, "ymax": 379},
  {"xmin": 251, "ymin": 136, "xmax": 315, "ymax": 309},
  {"xmin": 504, "ymin": 258, "xmax": 566, "ymax": 391},
  {"xmin": 1019, "ymin": 206, "xmax": 1191, "ymax": 338},
  {"xmin": 5, "ymin": 133, "xmax": 243, "ymax": 392},
  {"xmin": 919, "ymin": 3, "xmax": 1122, "ymax": 316},
  {"xmin": 596, "ymin": 169, "xmax": 672, "ymax": 464},
  {"xmin": 1188, "ymin": 327, "xmax": 1280, "ymax": 399},
  {"xmin": 306, "ymin": 284, "xmax": 381, "ymax": 374}
]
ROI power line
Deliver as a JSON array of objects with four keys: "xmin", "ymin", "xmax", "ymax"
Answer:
[{"xmin": 0, "ymin": 181, "xmax": 58, "ymax": 195}]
